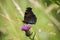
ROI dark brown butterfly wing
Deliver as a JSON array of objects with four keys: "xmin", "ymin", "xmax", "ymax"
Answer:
[{"xmin": 23, "ymin": 7, "xmax": 37, "ymax": 24}]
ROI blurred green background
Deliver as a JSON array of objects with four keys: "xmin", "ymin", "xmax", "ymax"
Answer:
[{"xmin": 0, "ymin": 0, "xmax": 60, "ymax": 40}]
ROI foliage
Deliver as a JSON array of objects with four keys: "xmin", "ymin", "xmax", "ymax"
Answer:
[{"xmin": 0, "ymin": 0, "xmax": 60, "ymax": 40}]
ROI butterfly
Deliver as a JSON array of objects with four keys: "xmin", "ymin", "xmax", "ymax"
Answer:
[{"xmin": 23, "ymin": 7, "xmax": 37, "ymax": 24}]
